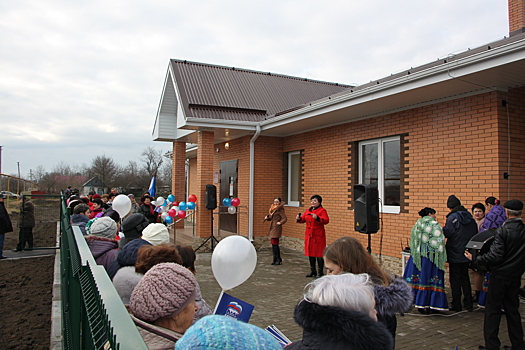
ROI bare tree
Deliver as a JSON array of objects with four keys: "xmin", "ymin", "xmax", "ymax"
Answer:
[
  {"xmin": 87, "ymin": 155, "xmax": 121, "ymax": 188},
  {"xmin": 141, "ymin": 146, "xmax": 164, "ymax": 177}
]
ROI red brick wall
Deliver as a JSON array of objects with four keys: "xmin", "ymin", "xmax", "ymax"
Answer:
[
  {"xmin": 185, "ymin": 88, "xmax": 525, "ymax": 257},
  {"xmin": 509, "ymin": 0, "xmax": 525, "ymax": 33}
]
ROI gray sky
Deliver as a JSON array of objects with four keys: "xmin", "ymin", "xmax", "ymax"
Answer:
[{"xmin": 0, "ymin": 0, "xmax": 509, "ymax": 177}]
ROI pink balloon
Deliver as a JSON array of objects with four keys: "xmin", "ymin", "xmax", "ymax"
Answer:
[
  {"xmin": 168, "ymin": 209, "xmax": 177, "ymax": 217},
  {"xmin": 178, "ymin": 210, "xmax": 187, "ymax": 219},
  {"xmin": 188, "ymin": 194, "xmax": 197, "ymax": 203},
  {"xmin": 231, "ymin": 198, "xmax": 241, "ymax": 207}
]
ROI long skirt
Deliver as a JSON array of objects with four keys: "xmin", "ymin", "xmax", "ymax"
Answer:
[{"xmin": 404, "ymin": 256, "xmax": 449, "ymax": 310}]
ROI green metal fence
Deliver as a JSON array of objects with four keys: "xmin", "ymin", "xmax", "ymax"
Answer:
[{"xmin": 59, "ymin": 194, "xmax": 148, "ymax": 350}]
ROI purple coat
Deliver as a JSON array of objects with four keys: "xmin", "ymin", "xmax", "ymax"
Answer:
[
  {"xmin": 480, "ymin": 205, "xmax": 507, "ymax": 231},
  {"xmin": 86, "ymin": 236, "xmax": 119, "ymax": 272}
]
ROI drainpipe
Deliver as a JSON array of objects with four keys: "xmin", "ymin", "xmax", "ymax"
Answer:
[{"xmin": 248, "ymin": 124, "xmax": 261, "ymax": 242}]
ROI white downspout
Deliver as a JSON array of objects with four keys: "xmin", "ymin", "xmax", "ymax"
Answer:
[{"xmin": 248, "ymin": 124, "xmax": 261, "ymax": 242}]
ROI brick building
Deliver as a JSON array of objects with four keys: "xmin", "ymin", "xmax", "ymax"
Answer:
[{"xmin": 153, "ymin": 1, "xmax": 525, "ymax": 269}]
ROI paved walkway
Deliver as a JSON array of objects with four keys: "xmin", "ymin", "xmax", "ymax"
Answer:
[{"xmin": 191, "ymin": 244, "xmax": 525, "ymax": 350}]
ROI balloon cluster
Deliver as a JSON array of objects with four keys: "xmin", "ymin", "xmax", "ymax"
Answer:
[
  {"xmin": 157, "ymin": 194, "xmax": 198, "ymax": 224},
  {"xmin": 222, "ymin": 197, "xmax": 240, "ymax": 214}
]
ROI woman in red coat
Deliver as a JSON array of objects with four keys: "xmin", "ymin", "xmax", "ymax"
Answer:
[{"xmin": 296, "ymin": 195, "xmax": 329, "ymax": 278}]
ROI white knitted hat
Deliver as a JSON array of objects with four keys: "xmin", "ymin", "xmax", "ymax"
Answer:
[{"xmin": 141, "ymin": 223, "xmax": 170, "ymax": 246}]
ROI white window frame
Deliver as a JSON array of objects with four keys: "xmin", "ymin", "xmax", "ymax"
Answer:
[
  {"xmin": 287, "ymin": 151, "xmax": 301, "ymax": 207},
  {"xmin": 358, "ymin": 136, "xmax": 400, "ymax": 214}
]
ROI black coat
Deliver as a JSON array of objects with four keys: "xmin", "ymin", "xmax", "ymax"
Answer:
[
  {"xmin": 443, "ymin": 206, "xmax": 477, "ymax": 263},
  {"xmin": 476, "ymin": 218, "xmax": 525, "ymax": 279},
  {"xmin": 140, "ymin": 203, "xmax": 157, "ymax": 224},
  {"xmin": 286, "ymin": 300, "xmax": 393, "ymax": 350},
  {"xmin": 0, "ymin": 202, "xmax": 13, "ymax": 234}
]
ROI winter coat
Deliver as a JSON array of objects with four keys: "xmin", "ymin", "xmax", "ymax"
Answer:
[
  {"xmin": 480, "ymin": 205, "xmax": 507, "ymax": 231},
  {"xmin": 89, "ymin": 208, "xmax": 103, "ymax": 219},
  {"xmin": 129, "ymin": 310, "xmax": 182, "ymax": 349},
  {"xmin": 113, "ymin": 266, "xmax": 143, "ymax": 304},
  {"xmin": 193, "ymin": 283, "xmax": 213, "ymax": 324},
  {"xmin": 266, "ymin": 202, "xmax": 288, "ymax": 239},
  {"xmin": 85, "ymin": 236, "xmax": 119, "ymax": 272},
  {"xmin": 0, "ymin": 202, "xmax": 13, "ymax": 235},
  {"xmin": 476, "ymin": 218, "xmax": 525, "ymax": 280},
  {"xmin": 286, "ymin": 300, "xmax": 393, "ymax": 350},
  {"xmin": 71, "ymin": 214, "xmax": 90, "ymax": 235},
  {"xmin": 20, "ymin": 200, "xmax": 35, "ymax": 228},
  {"xmin": 107, "ymin": 238, "xmax": 152, "ymax": 280},
  {"xmin": 443, "ymin": 206, "xmax": 477, "ymax": 263},
  {"xmin": 140, "ymin": 203, "xmax": 158, "ymax": 224},
  {"xmin": 297, "ymin": 205, "xmax": 329, "ymax": 257}
]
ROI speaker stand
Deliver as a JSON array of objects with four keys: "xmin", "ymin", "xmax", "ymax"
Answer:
[
  {"xmin": 195, "ymin": 210, "xmax": 219, "ymax": 252},
  {"xmin": 367, "ymin": 233, "xmax": 372, "ymax": 254}
]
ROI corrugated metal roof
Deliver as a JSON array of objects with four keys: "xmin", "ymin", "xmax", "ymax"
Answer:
[{"xmin": 170, "ymin": 60, "xmax": 352, "ymax": 122}]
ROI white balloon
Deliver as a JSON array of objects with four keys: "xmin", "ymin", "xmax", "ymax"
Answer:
[
  {"xmin": 156, "ymin": 196, "xmax": 165, "ymax": 206},
  {"xmin": 212, "ymin": 236, "xmax": 257, "ymax": 290},
  {"xmin": 161, "ymin": 212, "xmax": 168, "ymax": 219},
  {"xmin": 172, "ymin": 206, "xmax": 179, "ymax": 212},
  {"xmin": 112, "ymin": 194, "xmax": 132, "ymax": 218},
  {"xmin": 228, "ymin": 205, "xmax": 236, "ymax": 214}
]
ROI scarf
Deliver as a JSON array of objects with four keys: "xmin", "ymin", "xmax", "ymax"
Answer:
[
  {"xmin": 268, "ymin": 204, "xmax": 280, "ymax": 217},
  {"xmin": 410, "ymin": 215, "xmax": 447, "ymax": 271}
]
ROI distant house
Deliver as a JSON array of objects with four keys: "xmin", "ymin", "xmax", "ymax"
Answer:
[
  {"xmin": 82, "ymin": 177, "xmax": 107, "ymax": 196},
  {"xmin": 153, "ymin": 1, "xmax": 525, "ymax": 271}
]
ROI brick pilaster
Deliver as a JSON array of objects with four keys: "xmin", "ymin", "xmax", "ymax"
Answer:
[
  {"xmin": 196, "ymin": 131, "xmax": 215, "ymax": 238},
  {"xmin": 509, "ymin": 0, "xmax": 525, "ymax": 34},
  {"xmin": 172, "ymin": 141, "xmax": 186, "ymax": 228}
]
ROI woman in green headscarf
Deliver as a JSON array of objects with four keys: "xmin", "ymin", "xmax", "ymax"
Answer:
[{"xmin": 403, "ymin": 207, "xmax": 449, "ymax": 314}]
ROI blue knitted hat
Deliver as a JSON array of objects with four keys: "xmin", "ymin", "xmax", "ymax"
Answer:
[{"xmin": 175, "ymin": 315, "xmax": 282, "ymax": 350}]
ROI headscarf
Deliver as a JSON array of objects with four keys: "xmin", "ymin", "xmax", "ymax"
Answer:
[{"xmin": 410, "ymin": 215, "xmax": 447, "ymax": 270}]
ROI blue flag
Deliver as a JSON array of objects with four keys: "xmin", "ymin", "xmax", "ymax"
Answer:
[
  {"xmin": 214, "ymin": 291, "xmax": 254, "ymax": 323},
  {"xmin": 148, "ymin": 176, "xmax": 156, "ymax": 198}
]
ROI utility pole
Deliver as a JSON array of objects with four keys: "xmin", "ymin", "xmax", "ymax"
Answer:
[
  {"xmin": 0, "ymin": 145, "xmax": 2, "ymax": 174},
  {"xmin": 17, "ymin": 161, "xmax": 20, "ymax": 194}
]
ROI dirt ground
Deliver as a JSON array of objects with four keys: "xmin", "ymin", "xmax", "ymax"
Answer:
[{"xmin": 0, "ymin": 232, "xmax": 54, "ymax": 350}]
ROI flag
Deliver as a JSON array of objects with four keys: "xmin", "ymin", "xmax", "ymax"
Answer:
[
  {"xmin": 214, "ymin": 291, "xmax": 254, "ymax": 323},
  {"xmin": 148, "ymin": 176, "xmax": 156, "ymax": 198}
]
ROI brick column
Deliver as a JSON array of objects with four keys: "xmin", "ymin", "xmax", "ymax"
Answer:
[
  {"xmin": 172, "ymin": 141, "xmax": 186, "ymax": 229},
  {"xmin": 509, "ymin": 0, "xmax": 525, "ymax": 34},
  {"xmin": 196, "ymin": 131, "xmax": 215, "ymax": 238}
]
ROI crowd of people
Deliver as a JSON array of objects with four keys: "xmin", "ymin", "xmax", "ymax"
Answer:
[
  {"xmin": 404, "ymin": 194, "xmax": 525, "ymax": 350},
  {"xmin": 58, "ymin": 187, "xmax": 525, "ymax": 349}
]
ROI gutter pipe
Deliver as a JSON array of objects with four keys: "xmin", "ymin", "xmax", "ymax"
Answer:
[{"xmin": 248, "ymin": 124, "xmax": 261, "ymax": 241}]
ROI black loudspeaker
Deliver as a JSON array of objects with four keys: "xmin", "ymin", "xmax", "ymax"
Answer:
[
  {"xmin": 354, "ymin": 184, "xmax": 379, "ymax": 234},
  {"xmin": 466, "ymin": 228, "xmax": 496, "ymax": 254},
  {"xmin": 205, "ymin": 184, "xmax": 217, "ymax": 210}
]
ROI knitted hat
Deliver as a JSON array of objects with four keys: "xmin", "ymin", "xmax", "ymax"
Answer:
[
  {"xmin": 130, "ymin": 263, "xmax": 197, "ymax": 322},
  {"xmin": 92, "ymin": 194, "xmax": 101, "ymax": 200},
  {"xmin": 142, "ymin": 223, "xmax": 170, "ymax": 246},
  {"xmin": 504, "ymin": 199, "xmax": 523, "ymax": 211},
  {"xmin": 89, "ymin": 217, "xmax": 117, "ymax": 239},
  {"xmin": 447, "ymin": 195, "xmax": 461, "ymax": 209},
  {"xmin": 176, "ymin": 315, "xmax": 282, "ymax": 350},
  {"xmin": 127, "ymin": 194, "xmax": 135, "ymax": 199},
  {"xmin": 122, "ymin": 213, "xmax": 149, "ymax": 240}
]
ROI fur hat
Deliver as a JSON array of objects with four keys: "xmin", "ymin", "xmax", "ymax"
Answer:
[
  {"xmin": 176, "ymin": 315, "xmax": 282, "ymax": 350},
  {"xmin": 92, "ymin": 194, "xmax": 101, "ymax": 200},
  {"xmin": 142, "ymin": 223, "xmax": 170, "ymax": 246},
  {"xmin": 129, "ymin": 263, "xmax": 197, "ymax": 323},
  {"xmin": 89, "ymin": 217, "xmax": 117, "ymax": 239},
  {"xmin": 446, "ymin": 195, "xmax": 461, "ymax": 209},
  {"xmin": 504, "ymin": 199, "xmax": 523, "ymax": 211},
  {"xmin": 122, "ymin": 213, "xmax": 149, "ymax": 240}
]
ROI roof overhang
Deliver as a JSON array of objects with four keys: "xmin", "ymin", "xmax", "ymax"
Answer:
[{"xmin": 154, "ymin": 35, "xmax": 525, "ymax": 144}]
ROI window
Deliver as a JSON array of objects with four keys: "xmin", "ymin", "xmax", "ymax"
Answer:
[
  {"xmin": 359, "ymin": 137, "xmax": 400, "ymax": 213},
  {"xmin": 287, "ymin": 151, "xmax": 302, "ymax": 207}
]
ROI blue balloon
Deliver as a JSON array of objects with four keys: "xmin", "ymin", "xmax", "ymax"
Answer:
[
  {"xmin": 165, "ymin": 216, "xmax": 173, "ymax": 224},
  {"xmin": 167, "ymin": 194, "xmax": 175, "ymax": 202},
  {"xmin": 179, "ymin": 201, "xmax": 187, "ymax": 211},
  {"xmin": 162, "ymin": 201, "xmax": 167, "ymax": 207},
  {"xmin": 187, "ymin": 201, "xmax": 196, "ymax": 210},
  {"xmin": 223, "ymin": 198, "xmax": 232, "ymax": 207}
]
